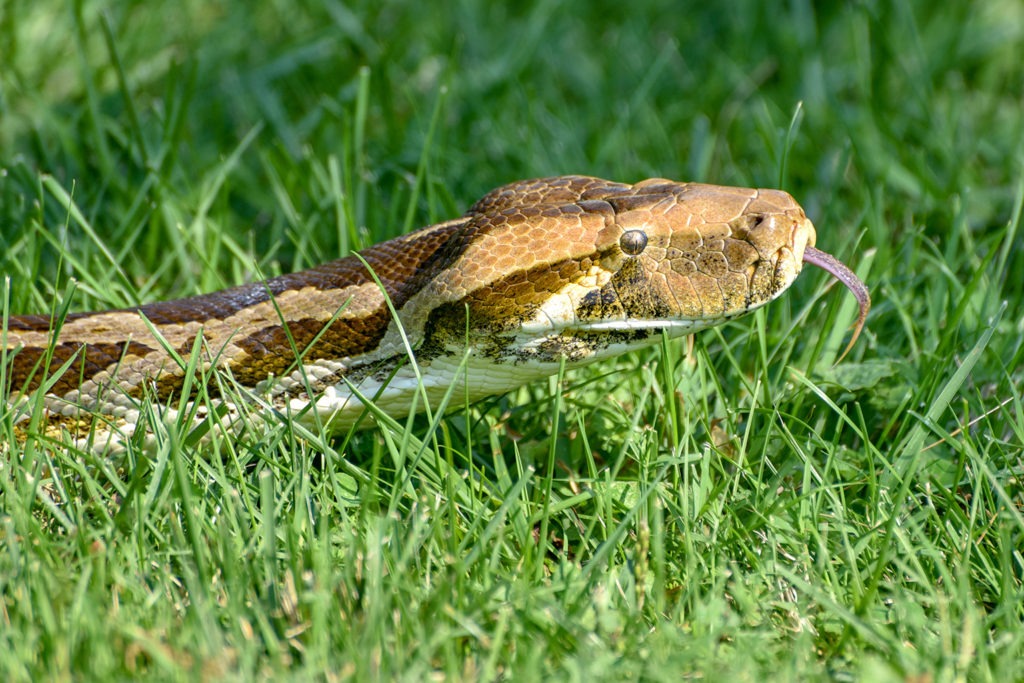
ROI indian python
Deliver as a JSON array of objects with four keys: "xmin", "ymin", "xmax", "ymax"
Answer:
[{"xmin": 2, "ymin": 176, "xmax": 869, "ymax": 451}]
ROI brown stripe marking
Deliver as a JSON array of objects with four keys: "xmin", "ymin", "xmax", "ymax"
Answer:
[
  {"xmin": 8, "ymin": 340, "xmax": 157, "ymax": 395},
  {"xmin": 130, "ymin": 216, "xmax": 470, "ymax": 327},
  {"xmin": 5, "ymin": 219, "xmax": 472, "ymax": 398},
  {"xmin": 228, "ymin": 310, "xmax": 391, "ymax": 387}
]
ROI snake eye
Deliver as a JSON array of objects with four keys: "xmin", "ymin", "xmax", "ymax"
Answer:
[{"xmin": 619, "ymin": 229, "xmax": 648, "ymax": 256}]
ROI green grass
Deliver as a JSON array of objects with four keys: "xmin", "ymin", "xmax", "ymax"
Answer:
[{"xmin": 2, "ymin": 0, "xmax": 1023, "ymax": 680}]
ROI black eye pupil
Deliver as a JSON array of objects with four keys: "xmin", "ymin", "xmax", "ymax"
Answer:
[{"xmin": 620, "ymin": 230, "xmax": 648, "ymax": 256}]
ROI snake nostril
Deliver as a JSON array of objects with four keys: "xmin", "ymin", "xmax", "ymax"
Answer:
[{"xmin": 619, "ymin": 229, "xmax": 648, "ymax": 256}]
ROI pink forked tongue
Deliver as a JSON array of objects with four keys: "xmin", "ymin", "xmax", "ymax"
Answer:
[{"xmin": 802, "ymin": 246, "xmax": 871, "ymax": 361}]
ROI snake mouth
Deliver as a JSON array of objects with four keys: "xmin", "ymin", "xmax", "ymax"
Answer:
[
  {"xmin": 514, "ymin": 315, "xmax": 710, "ymax": 349},
  {"xmin": 563, "ymin": 318, "xmax": 705, "ymax": 333}
]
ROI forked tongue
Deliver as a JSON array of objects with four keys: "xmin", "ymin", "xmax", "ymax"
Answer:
[{"xmin": 802, "ymin": 246, "xmax": 870, "ymax": 361}]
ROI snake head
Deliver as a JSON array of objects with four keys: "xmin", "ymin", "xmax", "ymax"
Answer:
[
  {"xmin": 571, "ymin": 179, "xmax": 869, "ymax": 356},
  {"xmin": 414, "ymin": 176, "xmax": 868, "ymax": 366},
  {"xmin": 571, "ymin": 180, "xmax": 818, "ymax": 332}
]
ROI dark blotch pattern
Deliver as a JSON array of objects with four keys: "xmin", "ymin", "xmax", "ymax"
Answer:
[{"xmin": 577, "ymin": 258, "xmax": 671, "ymax": 322}]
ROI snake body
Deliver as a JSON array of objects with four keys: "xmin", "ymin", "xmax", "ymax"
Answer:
[{"xmin": 3, "ymin": 176, "xmax": 869, "ymax": 449}]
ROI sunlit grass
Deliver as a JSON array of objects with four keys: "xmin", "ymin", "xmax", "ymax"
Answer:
[{"xmin": 2, "ymin": 1, "xmax": 1023, "ymax": 680}]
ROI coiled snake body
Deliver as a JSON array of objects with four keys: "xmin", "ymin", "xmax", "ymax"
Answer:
[{"xmin": 3, "ymin": 176, "xmax": 868, "ymax": 450}]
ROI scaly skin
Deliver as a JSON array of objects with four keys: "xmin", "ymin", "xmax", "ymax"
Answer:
[{"xmin": 3, "ymin": 176, "xmax": 869, "ymax": 449}]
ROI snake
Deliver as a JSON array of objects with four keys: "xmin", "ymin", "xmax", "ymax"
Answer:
[{"xmin": 2, "ymin": 175, "xmax": 869, "ymax": 451}]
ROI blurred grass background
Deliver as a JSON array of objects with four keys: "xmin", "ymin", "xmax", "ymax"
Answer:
[{"xmin": 2, "ymin": 0, "xmax": 1023, "ymax": 680}]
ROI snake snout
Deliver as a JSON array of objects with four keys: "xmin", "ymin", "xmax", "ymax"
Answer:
[
  {"xmin": 734, "ymin": 211, "xmax": 813, "ymax": 298},
  {"xmin": 775, "ymin": 214, "xmax": 817, "ymax": 292},
  {"xmin": 744, "ymin": 207, "xmax": 869, "ymax": 359}
]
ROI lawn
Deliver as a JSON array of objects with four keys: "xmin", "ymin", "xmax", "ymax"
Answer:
[{"xmin": 1, "ymin": 1, "xmax": 1023, "ymax": 680}]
